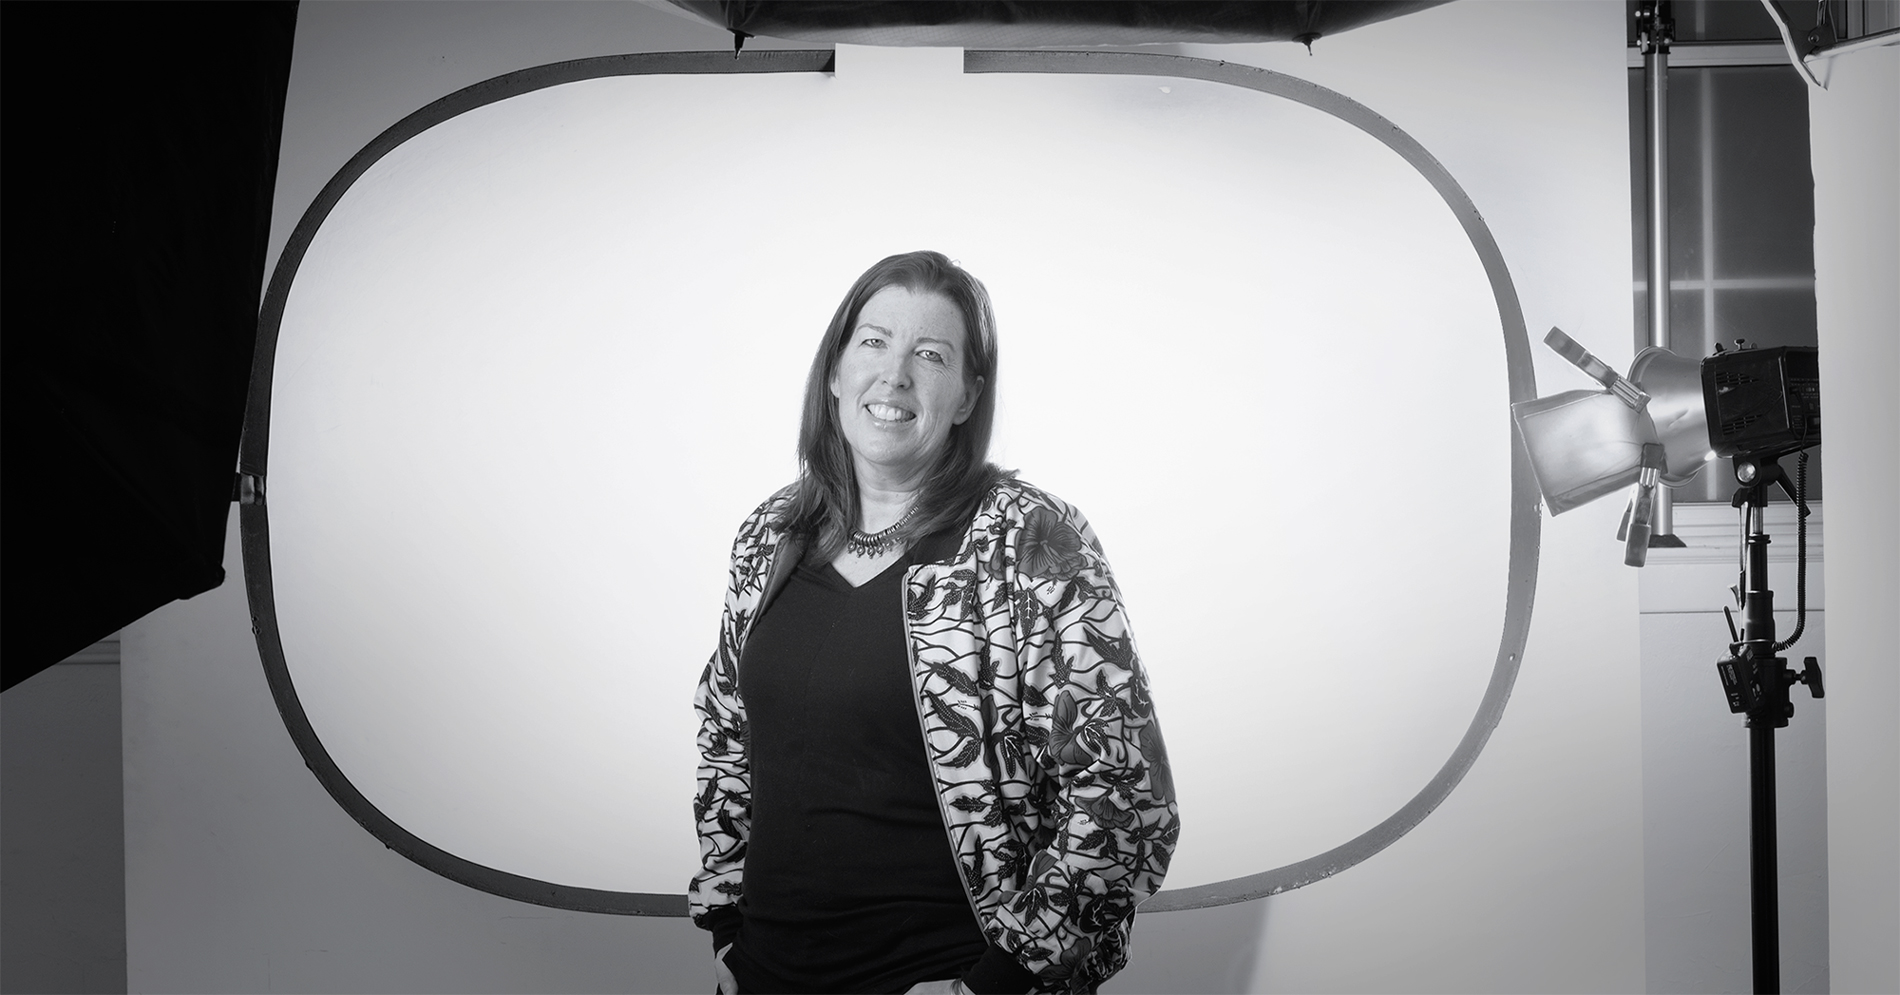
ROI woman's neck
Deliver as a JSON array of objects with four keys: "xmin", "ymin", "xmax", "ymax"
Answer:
[{"xmin": 855, "ymin": 478, "xmax": 923, "ymax": 533}]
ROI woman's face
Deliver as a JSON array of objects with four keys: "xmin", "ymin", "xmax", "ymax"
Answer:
[{"xmin": 829, "ymin": 285, "xmax": 983, "ymax": 490}]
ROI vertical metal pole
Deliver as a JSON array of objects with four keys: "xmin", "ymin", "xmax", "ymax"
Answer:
[
  {"xmin": 1742, "ymin": 497, "xmax": 1782, "ymax": 994},
  {"xmin": 1644, "ymin": 4, "xmax": 1675, "ymax": 537},
  {"xmin": 1750, "ymin": 724, "xmax": 1782, "ymax": 993}
]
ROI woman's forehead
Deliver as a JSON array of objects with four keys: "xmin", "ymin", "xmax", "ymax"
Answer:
[{"xmin": 856, "ymin": 286, "xmax": 968, "ymax": 344}]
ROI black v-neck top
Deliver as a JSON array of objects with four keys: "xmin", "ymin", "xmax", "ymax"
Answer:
[{"xmin": 719, "ymin": 531, "xmax": 1034, "ymax": 994}]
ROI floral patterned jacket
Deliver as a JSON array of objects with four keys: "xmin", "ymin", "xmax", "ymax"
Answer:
[{"xmin": 689, "ymin": 478, "xmax": 1177, "ymax": 993}]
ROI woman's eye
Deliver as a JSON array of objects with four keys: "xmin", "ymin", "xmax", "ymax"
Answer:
[{"xmin": 918, "ymin": 349, "xmax": 944, "ymax": 363}]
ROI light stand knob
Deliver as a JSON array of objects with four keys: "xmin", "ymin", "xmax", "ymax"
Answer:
[{"xmin": 1796, "ymin": 656, "xmax": 1824, "ymax": 698}]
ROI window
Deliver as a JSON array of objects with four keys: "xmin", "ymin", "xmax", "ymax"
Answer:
[{"xmin": 1628, "ymin": 0, "xmax": 1824, "ymax": 502}]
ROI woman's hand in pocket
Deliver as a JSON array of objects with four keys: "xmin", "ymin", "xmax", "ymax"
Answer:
[{"xmin": 714, "ymin": 944, "xmax": 736, "ymax": 995}]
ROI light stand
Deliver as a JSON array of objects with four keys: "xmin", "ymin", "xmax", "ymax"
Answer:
[
  {"xmin": 1713, "ymin": 453, "xmax": 1822, "ymax": 995},
  {"xmin": 1512, "ymin": 325, "xmax": 1823, "ymax": 993}
]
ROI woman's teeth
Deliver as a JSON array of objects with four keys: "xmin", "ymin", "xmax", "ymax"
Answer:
[{"xmin": 868, "ymin": 403, "xmax": 914, "ymax": 422}]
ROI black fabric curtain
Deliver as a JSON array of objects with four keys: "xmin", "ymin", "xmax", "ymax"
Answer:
[
  {"xmin": 3, "ymin": 2, "xmax": 299, "ymax": 690},
  {"xmin": 669, "ymin": 1, "xmax": 1445, "ymax": 48}
]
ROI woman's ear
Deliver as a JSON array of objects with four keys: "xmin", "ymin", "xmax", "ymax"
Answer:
[{"xmin": 954, "ymin": 376, "xmax": 985, "ymax": 425}]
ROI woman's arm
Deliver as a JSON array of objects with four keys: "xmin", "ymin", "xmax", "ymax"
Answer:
[
  {"xmin": 688, "ymin": 632, "xmax": 750, "ymax": 922},
  {"xmin": 687, "ymin": 503, "xmax": 779, "ymax": 928},
  {"xmin": 691, "ymin": 638, "xmax": 748, "ymax": 919},
  {"xmin": 990, "ymin": 497, "xmax": 1178, "ymax": 988},
  {"xmin": 908, "ymin": 486, "xmax": 1175, "ymax": 990}
]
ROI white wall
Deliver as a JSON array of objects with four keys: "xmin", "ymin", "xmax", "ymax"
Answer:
[
  {"xmin": 1809, "ymin": 43, "xmax": 1900, "ymax": 995},
  {"xmin": 2, "ymin": 659, "xmax": 126, "ymax": 994},
  {"xmin": 125, "ymin": 2, "xmax": 1651, "ymax": 991}
]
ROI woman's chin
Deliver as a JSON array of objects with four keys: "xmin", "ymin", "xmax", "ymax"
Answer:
[{"xmin": 851, "ymin": 446, "xmax": 936, "ymax": 485}]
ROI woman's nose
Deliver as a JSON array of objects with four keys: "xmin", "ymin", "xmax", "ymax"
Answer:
[{"xmin": 880, "ymin": 356, "xmax": 912, "ymax": 388}]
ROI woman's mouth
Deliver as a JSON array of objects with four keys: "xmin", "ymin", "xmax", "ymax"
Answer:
[{"xmin": 866, "ymin": 402, "xmax": 915, "ymax": 422}]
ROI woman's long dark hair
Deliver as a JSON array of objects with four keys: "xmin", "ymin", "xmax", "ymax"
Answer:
[{"xmin": 776, "ymin": 250, "xmax": 1011, "ymax": 563}]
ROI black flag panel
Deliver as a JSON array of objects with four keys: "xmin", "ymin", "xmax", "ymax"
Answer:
[{"xmin": 2, "ymin": 2, "xmax": 299, "ymax": 690}]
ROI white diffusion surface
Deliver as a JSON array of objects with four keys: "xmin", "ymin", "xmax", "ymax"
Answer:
[{"xmin": 268, "ymin": 66, "xmax": 1510, "ymax": 894}]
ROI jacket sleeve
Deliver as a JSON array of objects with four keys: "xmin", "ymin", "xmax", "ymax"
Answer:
[
  {"xmin": 686, "ymin": 504, "xmax": 775, "ymax": 926},
  {"xmin": 990, "ymin": 494, "xmax": 1178, "ymax": 990}
]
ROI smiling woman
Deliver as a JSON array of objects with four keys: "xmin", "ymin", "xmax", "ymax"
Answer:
[{"xmin": 692, "ymin": 251, "xmax": 1176, "ymax": 994}]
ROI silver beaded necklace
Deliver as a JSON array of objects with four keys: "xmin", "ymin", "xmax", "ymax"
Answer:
[{"xmin": 846, "ymin": 503, "xmax": 918, "ymax": 558}]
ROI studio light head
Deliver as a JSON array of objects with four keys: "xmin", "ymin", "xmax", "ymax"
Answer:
[
  {"xmin": 1701, "ymin": 342, "xmax": 1822, "ymax": 468},
  {"xmin": 1511, "ymin": 328, "xmax": 1820, "ymax": 566}
]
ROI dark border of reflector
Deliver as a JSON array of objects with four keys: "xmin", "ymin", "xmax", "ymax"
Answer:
[{"xmin": 238, "ymin": 49, "xmax": 1540, "ymax": 916}]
